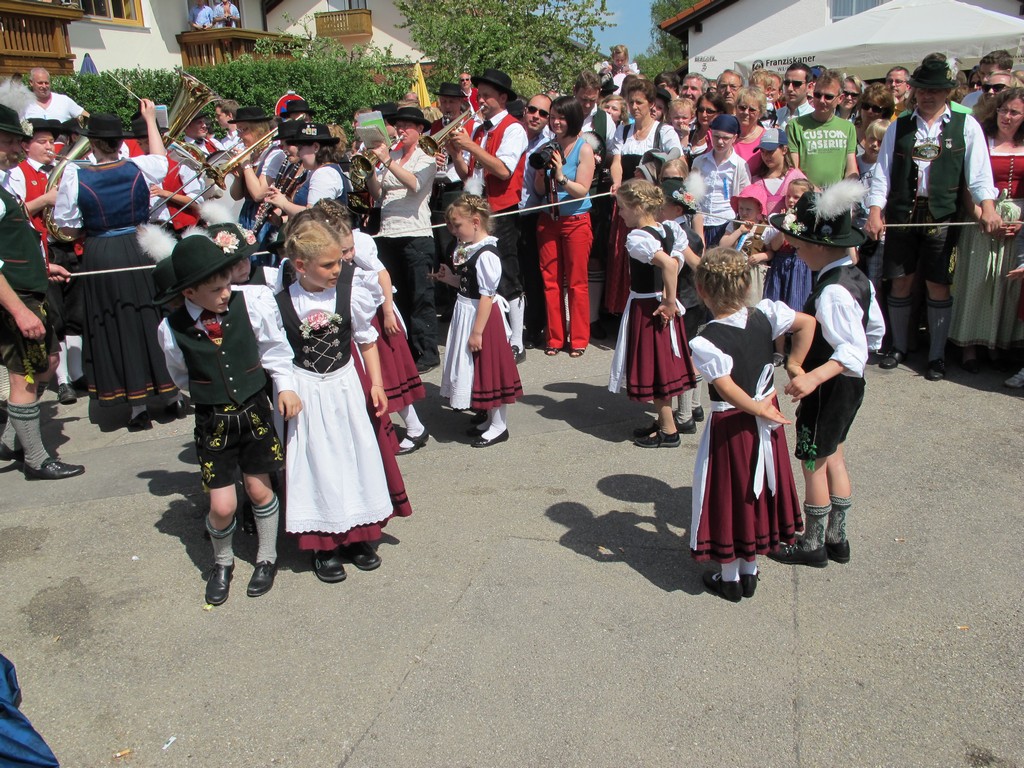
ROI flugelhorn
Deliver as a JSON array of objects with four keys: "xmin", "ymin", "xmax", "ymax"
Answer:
[
  {"xmin": 350, "ymin": 138, "xmax": 400, "ymax": 186},
  {"xmin": 419, "ymin": 108, "xmax": 477, "ymax": 156},
  {"xmin": 202, "ymin": 126, "xmax": 279, "ymax": 188}
]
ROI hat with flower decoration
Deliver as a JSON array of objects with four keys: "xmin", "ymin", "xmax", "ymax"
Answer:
[
  {"xmin": 0, "ymin": 80, "xmax": 34, "ymax": 138},
  {"xmin": 661, "ymin": 173, "xmax": 705, "ymax": 215},
  {"xmin": 768, "ymin": 180, "xmax": 867, "ymax": 248}
]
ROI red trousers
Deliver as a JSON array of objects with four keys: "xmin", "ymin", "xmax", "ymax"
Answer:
[{"xmin": 537, "ymin": 212, "xmax": 593, "ymax": 350}]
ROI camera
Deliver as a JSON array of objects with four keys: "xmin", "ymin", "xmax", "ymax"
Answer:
[{"xmin": 528, "ymin": 140, "xmax": 563, "ymax": 170}]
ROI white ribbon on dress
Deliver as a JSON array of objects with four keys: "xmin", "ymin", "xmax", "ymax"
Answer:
[
  {"xmin": 690, "ymin": 363, "xmax": 779, "ymax": 551},
  {"xmin": 608, "ymin": 290, "xmax": 686, "ymax": 393}
]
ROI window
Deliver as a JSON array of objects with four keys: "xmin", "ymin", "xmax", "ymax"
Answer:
[
  {"xmin": 327, "ymin": 0, "xmax": 367, "ymax": 10},
  {"xmin": 830, "ymin": 0, "xmax": 887, "ymax": 22},
  {"xmin": 81, "ymin": 0, "xmax": 143, "ymax": 23}
]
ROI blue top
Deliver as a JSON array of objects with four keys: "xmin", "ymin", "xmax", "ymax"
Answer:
[
  {"xmin": 548, "ymin": 137, "xmax": 591, "ymax": 217},
  {"xmin": 189, "ymin": 4, "xmax": 214, "ymax": 27},
  {"xmin": 77, "ymin": 161, "xmax": 150, "ymax": 236}
]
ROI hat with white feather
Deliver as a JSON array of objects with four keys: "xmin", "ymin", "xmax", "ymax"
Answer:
[{"xmin": 768, "ymin": 179, "xmax": 867, "ymax": 248}]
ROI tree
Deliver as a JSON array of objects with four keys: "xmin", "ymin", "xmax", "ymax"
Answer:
[
  {"xmin": 636, "ymin": 0, "xmax": 697, "ymax": 77},
  {"xmin": 394, "ymin": 0, "xmax": 611, "ymax": 96}
]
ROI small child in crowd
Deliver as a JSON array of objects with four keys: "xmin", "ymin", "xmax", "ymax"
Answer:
[
  {"xmin": 432, "ymin": 194, "xmax": 523, "ymax": 447},
  {"xmin": 689, "ymin": 247, "xmax": 814, "ymax": 602},
  {"xmin": 768, "ymin": 182, "xmax": 885, "ymax": 569},
  {"xmin": 608, "ymin": 178, "xmax": 697, "ymax": 448},
  {"xmin": 719, "ymin": 185, "xmax": 772, "ymax": 306}
]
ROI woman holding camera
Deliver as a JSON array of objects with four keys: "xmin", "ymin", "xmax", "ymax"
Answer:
[{"xmin": 534, "ymin": 96, "xmax": 596, "ymax": 356}]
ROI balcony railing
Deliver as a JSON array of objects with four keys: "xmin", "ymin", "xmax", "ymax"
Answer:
[
  {"xmin": 0, "ymin": 0, "xmax": 84, "ymax": 76},
  {"xmin": 175, "ymin": 28, "xmax": 294, "ymax": 68},
  {"xmin": 314, "ymin": 9, "xmax": 372, "ymax": 40}
]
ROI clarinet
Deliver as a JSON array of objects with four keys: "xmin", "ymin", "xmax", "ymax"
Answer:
[{"xmin": 251, "ymin": 161, "xmax": 307, "ymax": 233}]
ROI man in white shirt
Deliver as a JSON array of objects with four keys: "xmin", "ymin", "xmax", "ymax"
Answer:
[
  {"xmin": 214, "ymin": 99, "xmax": 242, "ymax": 152},
  {"xmin": 22, "ymin": 68, "xmax": 87, "ymax": 123},
  {"xmin": 518, "ymin": 93, "xmax": 553, "ymax": 350},
  {"xmin": 774, "ymin": 62, "xmax": 813, "ymax": 129}
]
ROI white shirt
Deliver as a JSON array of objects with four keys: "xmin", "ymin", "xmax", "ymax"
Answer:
[
  {"xmin": 54, "ymin": 154, "xmax": 169, "ymax": 229},
  {"xmin": 625, "ymin": 221, "xmax": 688, "ymax": 266},
  {"xmin": 465, "ymin": 110, "xmax": 528, "ymax": 198},
  {"xmin": 458, "ymin": 237, "xmax": 503, "ymax": 296},
  {"xmin": 774, "ymin": 101, "xmax": 813, "ymax": 130},
  {"xmin": 157, "ymin": 287, "xmax": 297, "ymax": 395},
  {"xmin": 219, "ymin": 130, "xmax": 242, "ymax": 153},
  {"xmin": 809, "ymin": 257, "xmax": 886, "ymax": 377},
  {"xmin": 690, "ymin": 300, "xmax": 796, "ymax": 381},
  {"xmin": 692, "ymin": 151, "xmax": 751, "ymax": 226},
  {"xmin": 306, "ymin": 164, "xmax": 346, "ymax": 207},
  {"xmin": 7, "ymin": 158, "xmax": 50, "ymax": 204},
  {"xmin": 960, "ymin": 90, "xmax": 983, "ymax": 110},
  {"xmin": 22, "ymin": 93, "xmax": 84, "ymax": 122},
  {"xmin": 866, "ymin": 105, "xmax": 996, "ymax": 210},
  {"xmin": 378, "ymin": 147, "xmax": 436, "ymax": 238},
  {"xmin": 582, "ymin": 105, "xmax": 615, "ymax": 145},
  {"xmin": 520, "ymin": 128, "xmax": 554, "ymax": 210},
  {"xmin": 610, "ymin": 121, "xmax": 682, "ymax": 158}
]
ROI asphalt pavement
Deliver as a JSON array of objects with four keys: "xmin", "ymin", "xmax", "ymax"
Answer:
[{"xmin": 1, "ymin": 339, "xmax": 1021, "ymax": 767}]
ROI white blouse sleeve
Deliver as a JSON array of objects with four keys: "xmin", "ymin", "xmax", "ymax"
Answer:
[
  {"xmin": 476, "ymin": 248, "xmax": 502, "ymax": 296},
  {"xmin": 353, "ymin": 230, "xmax": 385, "ymax": 273},
  {"xmin": 157, "ymin": 318, "xmax": 191, "ymax": 393},
  {"xmin": 689, "ymin": 335, "xmax": 733, "ymax": 382},
  {"xmin": 624, "ymin": 229, "xmax": 662, "ymax": 264},
  {"xmin": 610, "ymin": 124, "xmax": 626, "ymax": 157},
  {"xmin": 351, "ymin": 282, "xmax": 380, "ymax": 345},
  {"xmin": 242, "ymin": 286, "xmax": 297, "ymax": 392},
  {"xmin": 659, "ymin": 124, "xmax": 682, "ymax": 155},
  {"xmin": 754, "ymin": 299, "xmax": 796, "ymax": 339},
  {"xmin": 52, "ymin": 162, "xmax": 81, "ymax": 229},
  {"xmin": 132, "ymin": 155, "xmax": 170, "ymax": 186},
  {"xmin": 306, "ymin": 166, "xmax": 344, "ymax": 206},
  {"xmin": 354, "ymin": 267, "xmax": 385, "ymax": 307},
  {"xmin": 662, "ymin": 220, "xmax": 688, "ymax": 262}
]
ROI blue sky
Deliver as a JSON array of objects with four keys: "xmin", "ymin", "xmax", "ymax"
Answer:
[{"xmin": 595, "ymin": 0, "xmax": 656, "ymax": 59}]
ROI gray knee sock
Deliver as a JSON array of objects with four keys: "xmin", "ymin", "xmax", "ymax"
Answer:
[
  {"xmin": 207, "ymin": 516, "xmax": 236, "ymax": 567},
  {"xmin": 1, "ymin": 417, "xmax": 18, "ymax": 451},
  {"xmin": 888, "ymin": 295, "xmax": 913, "ymax": 354},
  {"xmin": 799, "ymin": 502, "xmax": 831, "ymax": 550},
  {"xmin": 827, "ymin": 494, "xmax": 851, "ymax": 544},
  {"xmin": 252, "ymin": 494, "xmax": 280, "ymax": 564},
  {"xmin": 7, "ymin": 402, "xmax": 49, "ymax": 469},
  {"xmin": 927, "ymin": 297, "xmax": 954, "ymax": 362}
]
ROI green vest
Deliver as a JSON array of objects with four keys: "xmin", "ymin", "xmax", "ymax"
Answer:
[
  {"xmin": 886, "ymin": 110, "xmax": 967, "ymax": 223},
  {"xmin": 168, "ymin": 291, "xmax": 268, "ymax": 406},
  {"xmin": 0, "ymin": 185, "xmax": 48, "ymax": 295}
]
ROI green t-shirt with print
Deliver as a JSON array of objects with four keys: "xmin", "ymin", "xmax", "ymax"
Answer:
[{"xmin": 787, "ymin": 113, "xmax": 858, "ymax": 188}]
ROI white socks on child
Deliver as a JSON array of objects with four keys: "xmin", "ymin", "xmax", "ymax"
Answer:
[
  {"xmin": 397, "ymin": 405, "xmax": 425, "ymax": 451},
  {"xmin": 720, "ymin": 560, "xmax": 740, "ymax": 582},
  {"xmin": 508, "ymin": 296, "xmax": 525, "ymax": 351},
  {"xmin": 65, "ymin": 335, "xmax": 83, "ymax": 381},
  {"xmin": 480, "ymin": 405, "xmax": 507, "ymax": 441}
]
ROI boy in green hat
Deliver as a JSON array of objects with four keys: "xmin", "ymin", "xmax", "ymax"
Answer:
[
  {"xmin": 157, "ymin": 234, "xmax": 301, "ymax": 605},
  {"xmin": 767, "ymin": 181, "xmax": 885, "ymax": 568}
]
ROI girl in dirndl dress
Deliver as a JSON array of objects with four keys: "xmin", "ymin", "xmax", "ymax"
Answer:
[
  {"xmin": 274, "ymin": 212, "xmax": 411, "ymax": 583},
  {"xmin": 608, "ymin": 178, "xmax": 697, "ymax": 449},
  {"xmin": 433, "ymin": 194, "xmax": 523, "ymax": 448},
  {"xmin": 689, "ymin": 247, "xmax": 813, "ymax": 602}
]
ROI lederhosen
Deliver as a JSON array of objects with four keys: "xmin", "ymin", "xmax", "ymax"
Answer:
[
  {"xmin": 168, "ymin": 291, "xmax": 283, "ymax": 490},
  {"xmin": 0, "ymin": 185, "xmax": 55, "ymax": 378},
  {"xmin": 883, "ymin": 110, "xmax": 967, "ymax": 285},
  {"xmin": 794, "ymin": 266, "xmax": 871, "ymax": 464}
]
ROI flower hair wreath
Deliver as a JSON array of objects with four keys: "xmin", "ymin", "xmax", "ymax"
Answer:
[{"xmin": 212, "ymin": 228, "xmax": 257, "ymax": 254}]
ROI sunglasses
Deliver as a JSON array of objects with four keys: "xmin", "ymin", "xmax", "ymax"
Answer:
[
  {"xmin": 813, "ymin": 91, "xmax": 838, "ymax": 101},
  {"xmin": 736, "ymin": 104, "xmax": 759, "ymax": 113},
  {"xmin": 842, "ymin": 90, "xmax": 860, "ymax": 98},
  {"xmin": 886, "ymin": 79, "xmax": 907, "ymax": 85},
  {"xmin": 983, "ymin": 83, "xmax": 1008, "ymax": 93},
  {"xmin": 526, "ymin": 105, "xmax": 550, "ymax": 118},
  {"xmin": 861, "ymin": 103, "xmax": 885, "ymax": 112},
  {"xmin": 782, "ymin": 79, "xmax": 806, "ymax": 87},
  {"xmin": 459, "ymin": 78, "xmax": 471, "ymax": 82}
]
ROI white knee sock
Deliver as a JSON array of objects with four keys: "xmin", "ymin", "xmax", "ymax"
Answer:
[
  {"xmin": 738, "ymin": 558, "xmax": 758, "ymax": 576},
  {"xmin": 398, "ymin": 404, "xmax": 425, "ymax": 438},
  {"xmin": 65, "ymin": 336, "xmax": 83, "ymax": 381},
  {"xmin": 720, "ymin": 560, "xmax": 740, "ymax": 582},
  {"xmin": 480, "ymin": 404, "xmax": 507, "ymax": 440},
  {"xmin": 55, "ymin": 341, "xmax": 70, "ymax": 386},
  {"xmin": 508, "ymin": 296, "xmax": 525, "ymax": 350},
  {"xmin": 130, "ymin": 404, "xmax": 147, "ymax": 419}
]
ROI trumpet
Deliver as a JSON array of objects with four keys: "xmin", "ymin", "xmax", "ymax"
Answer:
[
  {"xmin": 350, "ymin": 138, "xmax": 400, "ymax": 187},
  {"xmin": 420, "ymin": 108, "xmax": 477, "ymax": 156},
  {"xmin": 202, "ymin": 127, "xmax": 279, "ymax": 188}
]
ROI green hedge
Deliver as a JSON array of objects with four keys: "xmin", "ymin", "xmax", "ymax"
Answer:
[{"xmin": 50, "ymin": 40, "xmax": 413, "ymax": 132}]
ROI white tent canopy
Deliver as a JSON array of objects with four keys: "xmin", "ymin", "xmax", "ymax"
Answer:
[{"xmin": 734, "ymin": 0, "xmax": 1024, "ymax": 80}]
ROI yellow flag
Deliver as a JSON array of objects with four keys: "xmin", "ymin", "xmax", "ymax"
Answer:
[{"xmin": 413, "ymin": 62, "xmax": 430, "ymax": 109}]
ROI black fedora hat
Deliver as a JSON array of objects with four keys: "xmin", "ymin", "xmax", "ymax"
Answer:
[
  {"xmin": 158, "ymin": 234, "xmax": 249, "ymax": 303},
  {"xmin": 768, "ymin": 184, "xmax": 867, "ymax": 249},
  {"xmin": 386, "ymin": 106, "xmax": 432, "ymax": 131},
  {"xmin": 130, "ymin": 116, "xmax": 148, "ymax": 139},
  {"xmin": 908, "ymin": 58, "xmax": 958, "ymax": 90},
  {"xmin": 281, "ymin": 98, "xmax": 313, "ymax": 116},
  {"xmin": 435, "ymin": 82, "xmax": 464, "ymax": 99},
  {"xmin": 372, "ymin": 101, "xmax": 399, "ymax": 118},
  {"xmin": 27, "ymin": 118, "xmax": 63, "ymax": 137},
  {"xmin": 82, "ymin": 113, "xmax": 130, "ymax": 140},
  {"xmin": 0, "ymin": 105, "xmax": 29, "ymax": 138},
  {"xmin": 287, "ymin": 122, "xmax": 340, "ymax": 145},
  {"xmin": 472, "ymin": 69, "xmax": 517, "ymax": 101},
  {"xmin": 229, "ymin": 106, "xmax": 275, "ymax": 124}
]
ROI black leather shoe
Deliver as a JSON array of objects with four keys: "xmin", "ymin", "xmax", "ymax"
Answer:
[
  {"xmin": 740, "ymin": 571, "xmax": 758, "ymax": 598},
  {"xmin": 57, "ymin": 384, "xmax": 77, "ymax": 405},
  {"xmin": 512, "ymin": 346, "xmax": 526, "ymax": 365},
  {"xmin": 70, "ymin": 377, "xmax": 88, "ymax": 392},
  {"xmin": 415, "ymin": 360, "xmax": 438, "ymax": 374},
  {"xmin": 24, "ymin": 458, "xmax": 84, "ymax": 480},
  {"xmin": 925, "ymin": 358, "xmax": 946, "ymax": 381},
  {"xmin": 397, "ymin": 429, "xmax": 429, "ymax": 456},
  {"xmin": 961, "ymin": 358, "xmax": 980, "ymax": 374},
  {"xmin": 0, "ymin": 444, "xmax": 24, "ymax": 462},
  {"xmin": 675, "ymin": 417, "xmax": 697, "ymax": 434},
  {"xmin": 246, "ymin": 561, "xmax": 277, "ymax": 597},
  {"xmin": 164, "ymin": 397, "xmax": 187, "ymax": 420},
  {"xmin": 768, "ymin": 543, "xmax": 828, "ymax": 568},
  {"xmin": 878, "ymin": 350, "xmax": 906, "ymax": 370},
  {"xmin": 313, "ymin": 549, "xmax": 347, "ymax": 583},
  {"xmin": 205, "ymin": 563, "xmax": 234, "ymax": 605},
  {"xmin": 825, "ymin": 540, "xmax": 851, "ymax": 564},
  {"xmin": 702, "ymin": 571, "xmax": 742, "ymax": 602},
  {"xmin": 469, "ymin": 410, "xmax": 488, "ymax": 425},
  {"xmin": 691, "ymin": 406, "xmax": 705, "ymax": 422},
  {"xmin": 632, "ymin": 420, "xmax": 660, "ymax": 439},
  {"xmin": 127, "ymin": 411, "xmax": 152, "ymax": 431},
  {"xmin": 589, "ymin": 321, "xmax": 608, "ymax": 340},
  {"xmin": 472, "ymin": 429, "xmax": 509, "ymax": 448},
  {"xmin": 342, "ymin": 541, "xmax": 381, "ymax": 571},
  {"xmin": 634, "ymin": 430, "xmax": 680, "ymax": 448}
]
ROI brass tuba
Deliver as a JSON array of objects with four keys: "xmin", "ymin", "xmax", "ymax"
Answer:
[
  {"xmin": 43, "ymin": 134, "xmax": 92, "ymax": 243},
  {"xmin": 163, "ymin": 69, "xmax": 218, "ymax": 169}
]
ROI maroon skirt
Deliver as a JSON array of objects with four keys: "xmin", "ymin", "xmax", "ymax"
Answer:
[
  {"xmin": 295, "ymin": 342, "xmax": 413, "ymax": 553},
  {"xmin": 372, "ymin": 307, "xmax": 426, "ymax": 413},
  {"xmin": 471, "ymin": 304, "xmax": 524, "ymax": 411},
  {"xmin": 604, "ymin": 204, "xmax": 631, "ymax": 315},
  {"xmin": 691, "ymin": 404, "xmax": 802, "ymax": 563},
  {"xmin": 624, "ymin": 296, "xmax": 697, "ymax": 402}
]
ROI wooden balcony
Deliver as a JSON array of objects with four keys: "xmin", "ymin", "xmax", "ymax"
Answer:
[
  {"xmin": 314, "ymin": 9, "xmax": 372, "ymax": 41},
  {"xmin": 175, "ymin": 28, "xmax": 294, "ymax": 68},
  {"xmin": 0, "ymin": 0, "xmax": 84, "ymax": 77}
]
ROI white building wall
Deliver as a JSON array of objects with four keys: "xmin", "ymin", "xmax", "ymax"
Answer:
[{"xmin": 266, "ymin": 0, "xmax": 422, "ymax": 60}]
